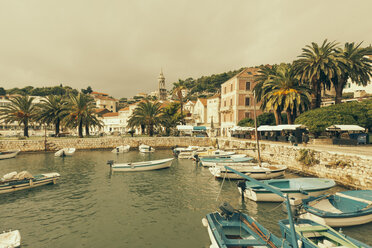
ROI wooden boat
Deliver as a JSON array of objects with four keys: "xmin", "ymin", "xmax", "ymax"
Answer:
[
  {"xmin": 0, "ymin": 171, "xmax": 60, "ymax": 194},
  {"xmin": 107, "ymin": 158, "xmax": 173, "ymax": 172},
  {"xmin": 0, "ymin": 230, "xmax": 21, "ymax": 248},
  {"xmin": 298, "ymin": 190, "xmax": 372, "ymax": 227},
  {"xmin": 139, "ymin": 144, "xmax": 155, "ymax": 153},
  {"xmin": 240, "ymin": 178, "xmax": 336, "ymax": 202},
  {"xmin": 209, "ymin": 163, "xmax": 287, "ymax": 180},
  {"xmin": 279, "ymin": 218, "xmax": 371, "ymax": 248},
  {"xmin": 197, "ymin": 150, "xmax": 235, "ymax": 158},
  {"xmin": 202, "ymin": 202, "xmax": 292, "ymax": 248},
  {"xmin": 225, "ymin": 166, "xmax": 370, "ymax": 248},
  {"xmin": 54, "ymin": 148, "xmax": 76, "ymax": 157},
  {"xmin": 111, "ymin": 145, "xmax": 130, "ymax": 153},
  {"xmin": 200, "ymin": 156, "xmax": 253, "ymax": 167},
  {"xmin": 0, "ymin": 150, "xmax": 20, "ymax": 160}
]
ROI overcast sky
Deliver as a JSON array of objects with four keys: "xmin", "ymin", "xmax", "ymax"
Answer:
[{"xmin": 0, "ymin": 0, "xmax": 371, "ymax": 98}]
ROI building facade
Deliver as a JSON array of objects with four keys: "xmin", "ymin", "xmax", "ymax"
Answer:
[
  {"xmin": 206, "ymin": 94, "xmax": 221, "ymax": 128},
  {"xmin": 220, "ymin": 67, "xmax": 261, "ymax": 136},
  {"xmin": 91, "ymin": 91, "xmax": 118, "ymax": 112},
  {"xmin": 193, "ymin": 98, "xmax": 207, "ymax": 126}
]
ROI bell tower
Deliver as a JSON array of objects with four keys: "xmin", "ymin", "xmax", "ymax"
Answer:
[{"xmin": 158, "ymin": 69, "xmax": 167, "ymax": 101}]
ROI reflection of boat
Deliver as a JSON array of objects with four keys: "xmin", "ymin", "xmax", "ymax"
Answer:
[
  {"xmin": 279, "ymin": 218, "xmax": 371, "ymax": 248},
  {"xmin": 209, "ymin": 163, "xmax": 287, "ymax": 180},
  {"xmin": 0, "ymin": 171, "xmax": 60, "ymax": 194},
  {"xmin": 200, "ymin": 156, "xmax": 253, "ymax": 167},
  {"xmin": 0, "ymin": 150, "xmax": 20, "ymax": 160},
  {"xmin": 0, "ymin": 230, "xmax": 21, "ymax": 247},
  {"xmin": 111, "ymin": 145, "xmax": 130, "ymax": 153},
  {"xmin": 202, "ymin": 202, "xmax": 292, "ymax": 248},
  {"xmin": 54, "ymin": 148, "xmax": 76, "ymax": 157},
  {"xmin": 139, "ymin": 144, "xmax": 155, "ymax": 153},
  {"xmin": 240, "ymin": 178, "xmax": 336, "ymax": 202},
  {"xmin": 107, "ymin": 158, "xmax": 173, "ymax": 172},
  {"xmin": 299, "ymin": 190, "xmax": 372, "ymax": 227}
]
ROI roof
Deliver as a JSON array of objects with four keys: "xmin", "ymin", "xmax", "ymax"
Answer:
[
  {"xmin": 208, "ymin": 93, "xmax": 221, "ymax": 99},
  {"xmin": 198, "ymin": 98, "xmax": 208, "ymax": 106},
  {"xmin": 177, "ymin": 125, "xmax": 193, "ymax": 131},
  {"xmin": 231, "ymin": 126, "xmax": 255, "ymax": 131},
  {"xmin": 119, "ymin": 107, "xmax": 129, "ymax": 112},
  {"xmin": 102, "ymin": 112, "xmax": 119, "ymax": 117},
  {"xmin": 95, "ymin": 108, "xmax": 107, "ymax": 113},
  {"xmin": 234, "ymin": 67, "xmax": 259, "ymax": 78},
  {"xmin": 257, "ymin": 125, "xmax": 307, "ymax": 131},
  {"xmin": 326, "ymin": 125, "xmax": 365, "ymax": 132},
  {"xmin": 94, "ymin": 95, "xmax": 117, "ymax": 101},
  {"xmin": 91, "ymin": 91, "xmax": 108, "ymax": 96}
]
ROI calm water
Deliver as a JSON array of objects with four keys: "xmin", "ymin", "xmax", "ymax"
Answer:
[{"xmin": 0, "ymin": 150, "xmax": 371, "ymax": 247}]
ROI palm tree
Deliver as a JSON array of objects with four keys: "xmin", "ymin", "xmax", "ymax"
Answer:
[
  {"xmin": 128, "ymin": 100, "xmax": 163, "ymax": 137},
  {"xmin": 35, "ymin": 95, "xmax": 69, "ymax": 136},
  {"xmin": 260, "ymin": 64, "xmax": 311, "ymax": 124},
  {"xmin": 64, "ymin": 93, "xmax": 97, "ymax": 138},
  {"xmin": 294, "ymin": 39, "xmax": 340, "ymax": 109},
  {"xmin": 161, "ymin": 102, "xmax": 183, "ymax": 136},
  {"xmin": 172, "ymin": 86, "xmax": 186, "ymax": 124},
  {"xmin": 254, "ymin": 65, "xmax": 283, "ymax": 125},
  {"xmin": 333, "ymin": 43, "xmax": 372, "ymax": 104},
  {"xmin": 83, "ymin": 106, "xmax": 103, "ymax": 136},
  {"xmin": 0, "ymin": 95, "xmax": 36, "ymax": 137}
]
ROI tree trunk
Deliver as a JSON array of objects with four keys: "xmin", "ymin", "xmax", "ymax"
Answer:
[
  {"xmin": 85, "ymin": 124, "xmax": 90, "ymax": 136},
  {"xmin": 55, "ymin": 119, "xmax": 60, "ymax": 135},
  {"xmin": 273, "ymin": 111, "xmax": 280, "ymax": 125},
  {"xmin": 23, "ymin": 119, "xmax": 29, "ymax": 137},
  {"xmin": 310, "ymin": 81, "xmax": 318, "ymax": 109},
  {"xmin": 78, "ymin": 120, "xmax": 83, "ymax": 138},
  {"xmin": 180, "ymin": 99, "xmax": 184, "ymax": 125},
  {"xmin": 334, "ymin": 78, "xmax": 346, "ymax": 104},
  {"xmin": 286, "ymin": 109, "xmax": 293, "ymax": 124},
  {"xmin": 141, "ymin": 124, "xmax": 145, "ymax": 135},
  {"xmin": 149, "ymin": 125, "xmax": 154, "ymax": 137}
]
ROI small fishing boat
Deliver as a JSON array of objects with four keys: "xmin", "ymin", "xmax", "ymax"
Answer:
[
  {"xmin": 0, "ymin": 171, "xmax": 60, "ymax": 194},
  {"xmin": 139, "ymin": 144, "xmax": 155, "ymax": 153},
  {"xmin": 200, "ymin": 156, "xmax": 253, "ymax": 167},
  {"xmin": 54, "ymin": 148, "xmax": 76, "ymax": 157},
  {"xmin": 107, "ymin": 158, "xmax": 174, "ymax": 172},
  {"xmin": 173, "ymin": 146, "xmax": 200, "ymax": 153},
  {"xmin": 202, "ymin": 202, "xmax": 292, "ymax": 248},
  {"xmin": 0, "ymin": 230, "xmax": 21, "ymax": 248},
  {"xmin": 111, "ymin": 145, "xmax": 130, "ymax": 153},
  {"xmin": 279, "ymin": 218, "xmax": 371, "ymax": 248},
  {"xmin": 197, "ymin": 150, "xmax": 235, "ymax": 158},
  {"xmin": 209, "ymin": 163, "xmax": 287, "ymax": 180},
  {"xmin": 298, "ymin": 190, "xmax": 372, "ymax": 227},
  {"xmin": 240, "ymin": 178, "xmax": 336, "ymax": 202},
  {"xmin": 0, "ymin": 150, "xmax": 20, "ymax": 160}
]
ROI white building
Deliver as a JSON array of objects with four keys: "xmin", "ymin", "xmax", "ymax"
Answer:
[
  {"xmin": 102, "ymin": 112, "xmax": 123, "ymax": 133},
  {"xmin": 193, "ymin": 98, "xmax": 207, "ymax": 125},
  {"xmin": 206, "ymin": 94, "xmax": 221, "ymax": 128},
  {"xmin": 91, "ymin": 91, "xmax": 118, "ymax": 112}
]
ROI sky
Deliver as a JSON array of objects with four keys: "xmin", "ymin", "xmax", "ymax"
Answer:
[{"xmin": 0, "ymin": 0, "xmax": 371, "ymax": 98}]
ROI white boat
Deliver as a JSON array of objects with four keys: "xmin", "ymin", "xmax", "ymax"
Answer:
[
  {"xmin": 240, "ymin": 178, "xmax": 336, "ymax": 202},
  {"xmin": 209, "ymin": 163, "xmax": 287, "ymax": 180},
  {"xmin": 107, "ymin": 158, "xmax": 174, "ymax": 172},
  {"xmin": 298, "ymin": 190, "xmax": 372, "ymax": 227},
  {"xmin": 197, "ymin": 149, "xmax": 235, "ymax": 158},
  {"xmin": 54, "ymin": 148, "xmax": 76, "ymax": 157},
  {"xmin": 111, "ymin": 145, "xmax": 130, "ymax": 153},
  {"xmin": 0, "ymin": 150, "xmax": 20, "ymax": 160},
  {"xmin": 0, "ymin": 171, "xmax": 60, "ymax": 194},
  {"xmin": 0, "ymin": 230, "xmax": 21, "ymax": 248},
  {"xmin": 139, "ymin": 144, "xmax": 155, "ymax": 153}
]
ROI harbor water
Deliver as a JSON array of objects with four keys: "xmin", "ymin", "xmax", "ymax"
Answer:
[{"xmin": 0, "ymin": 150, "xmax": 371, "ymax": 247}]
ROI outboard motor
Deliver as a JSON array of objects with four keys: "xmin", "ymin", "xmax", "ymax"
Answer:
[
  {"xmin": 107, "ymin": 160, "xmax": 114, "ymax": 167},
  {"xmin": 174, "ymin": 150, "xmax": 180, "ymax": 158},
  {"xmin": 219, "ymin": 202, "xmax": 236, "ymax": 219},
  {"xmin": 283, "ymin": 197, "xmax": 303, "ymax": 221},
  {"xmin": 193, "ymin": 154, "xmax": 200, "ymax": 163},
  {"xmin": 237, "ymin": 180, "xmax": 247, "ymax": 200}
]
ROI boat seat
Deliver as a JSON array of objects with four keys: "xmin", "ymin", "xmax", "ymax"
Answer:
[
  {"xmin": 224, "ymin": 238, "xmax": 266, "ymax": 246},
  {"xmin": 295, "ymin": 225, "xmax": 328, "ymax": 232},
  {"xmin": 318, "ymin": 232, "xmax": 354, "ymax": 248}
]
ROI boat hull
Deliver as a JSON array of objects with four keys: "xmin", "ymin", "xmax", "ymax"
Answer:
[
  {"xmin": 111, "ymin": 158, "xmax": 173, "ymax": 172},
  {"xmin": 209, "ymin": 164, "xmax": 286, "ymax": 180},
  {"xmin": 0, "ymin": 173, "xmax": 60, "ymax": 194},
  {"xmin": 241, "ymin": 188, "xmax": 330, "ymax": 202},
  {"xmin": 0, "ymin": 230, "xmax": 21, "ymax": 248},
  {"xmin": 299, "ymin": 212, "xmax": 372, "ymax": 227},
  {"xmin": 111, "ymin": 145, "xmax": 130, "ymax": 153},
  {"xmin": 0, "ymin": 150, "xmax": 20, "ymax": 160}
]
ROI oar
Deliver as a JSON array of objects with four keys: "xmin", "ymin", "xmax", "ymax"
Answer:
[{"xmin": 239, "ymin": 215, "xmax": 277, "ymax": 248}]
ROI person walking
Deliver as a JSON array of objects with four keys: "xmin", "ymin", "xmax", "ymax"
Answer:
[
  {"xmin": 288, "ymin": 133, "xmax": 296, "ymax": 146},
  {"xmin": 302, "ymin": 133, "xmax": 309, "ymax": 146}
]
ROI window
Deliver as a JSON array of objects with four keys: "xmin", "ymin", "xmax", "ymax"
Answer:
[
  {"xmin": 224, "ymin": 101, "xmax": 226, "ymax": 107},
  {"xmin": 230, "ymin": 99, "xmax": 232, "ymax": 106},
  {"xmin": 245, "ymin": 112, "xmax": 250, "ymax": 118},
  {"xmin": 230, "ymin": 84, "xmax": 233, "ymax": 91},
  {"xmin": 224, "ymin": 87, "xmax": 226, "ymax": 94},
  {"xmin": 245, "ymin": 97, "xmax": 250, "ymax": 106},
  {"xmin": 246, "ymin": 82, "xmax": 251, "ymax": 90}
]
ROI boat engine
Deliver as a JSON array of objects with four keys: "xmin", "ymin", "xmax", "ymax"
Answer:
[
  {"xmin": 193, "ymin": 154, "xmax": 200, "ymax": 163},
  {"xmin": 107, "ymin": 160, "xmax": 114, "ymax": 167},
  {"xmin": 219, "ymin": 202, "xmax": 236, "ymax": 219}
]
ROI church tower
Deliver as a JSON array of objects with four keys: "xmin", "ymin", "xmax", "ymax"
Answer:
[{"xmin": 158, "ymin": 69, "xmax": 167, "ymax": 101}]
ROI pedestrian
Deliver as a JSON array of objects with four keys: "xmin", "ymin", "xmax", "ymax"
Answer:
[
  {"xmin": 288, "ymin": 133, "xmax": 296, "ymax": 145},
  {"xmin": 302, "ymin": 133, "xmax": 309, "ymax": 146}
]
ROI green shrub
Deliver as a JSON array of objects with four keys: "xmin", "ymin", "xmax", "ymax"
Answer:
[{"xmin": 297, "ymin": 149, "xmax": 319, "ymax": 166}]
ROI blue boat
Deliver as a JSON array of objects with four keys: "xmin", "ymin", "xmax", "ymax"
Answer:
[
  {"xmin": 199, "ymin": 156, "xmax": 253, "ymax": 167},
  {"xmin": 225, "ymin": 166, "xmax": 370, "ymax": 248},
  {"xmin": 279, "ymin": 218, "xmax": 371, "ymax": 248},
  {"xmin": 299, "ymin": 190, "xmax": 372, "ymax": 227},
  {"xmin": 240, "ymin": 178, "xmax": 336, "ymax": 202},
  {"xmin": 202, "ymin": 202, "xmax": 292, "ymax": 248}
]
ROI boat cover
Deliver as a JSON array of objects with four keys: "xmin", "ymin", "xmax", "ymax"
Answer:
[{"xmin": 14, "ymin": 171, "xmax": 33, "ymax": 180}]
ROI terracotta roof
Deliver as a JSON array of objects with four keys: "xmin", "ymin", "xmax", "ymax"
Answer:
[
  {"xmin": 102, "ymin": 112, "xmax": 119, "ymax": 117},
  {"xmin": 95, "ymin": 108, "xmax": 107, "ymax": 113},
  {"xmin": 198, "ymin": 98, "xmax": 208, "ymax": 106},
  {"xmin": 94, "ymin": 95, "xmax": 117, "ymax": 101},
  {"xmin": 91, "ymin": 91, "xmax": 108, "ymax": 96},
  {"xmin": 235, "ymin": 67, "xmax": 259, "ymax": 78},
  {"xmin": 119, "ymin": 107, "xmax": 129, "ymax": 111},
  {"xmin": 208, "ymin": 93, "xmax": 221, "ymax": 99}
]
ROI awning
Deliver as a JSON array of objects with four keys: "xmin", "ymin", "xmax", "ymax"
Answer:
[
  {"xmin": 231, "ymin": 126, "xmax": 255, "ymax": 131},
  {"xmin": 176, "ymin": 125, "xmax": 193, "ymax": 131},
  {"xmin": 326, "ymin": 125, "xmax": 365, "ymax": 132},
  {"xmin": 257, "ymin": 125, "xmax": 307, "ymax": 131},
  {"xmin": 193, "ymin": 126, "xmax": 207, "ymax": 131}
]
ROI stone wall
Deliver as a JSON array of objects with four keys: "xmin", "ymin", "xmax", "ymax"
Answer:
[
  {"xmin": 0, "ymin": 137, "xmax": 213, "ymax": 152},
  {"xmin": 217, "ymin": 138, "xmax": 372, "ymax": 190}
]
